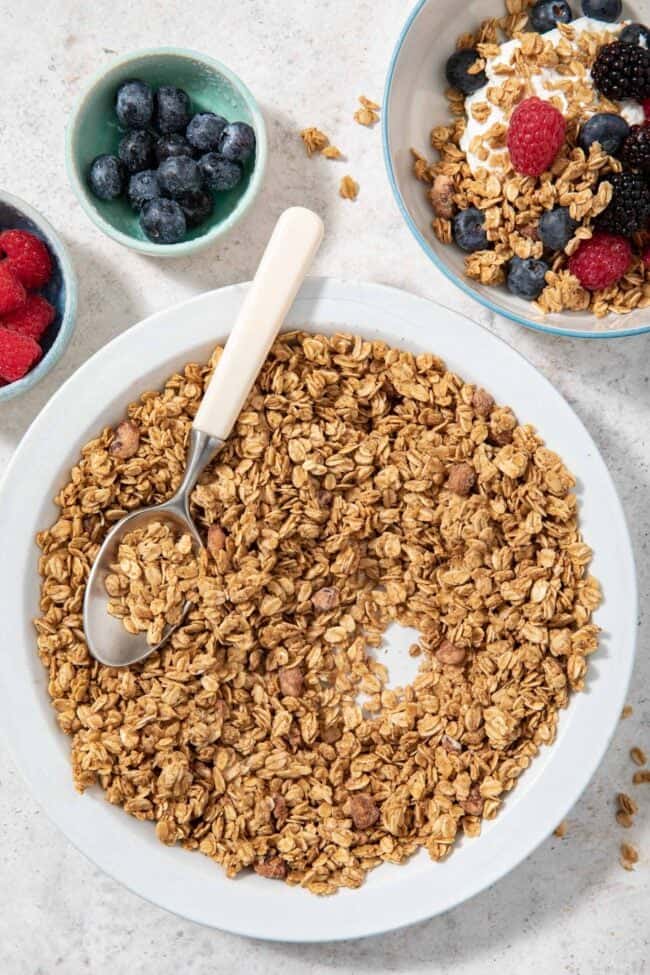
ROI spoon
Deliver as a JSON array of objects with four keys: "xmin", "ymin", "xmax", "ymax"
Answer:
[{"xmin": 84, "ymin": 207, "xmax": 324, "ymax": 667}]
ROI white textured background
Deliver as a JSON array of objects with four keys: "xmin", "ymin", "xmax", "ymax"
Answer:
[{"xmin": 0, "ymin": 1, "xmax": 648, "ymax": 972}]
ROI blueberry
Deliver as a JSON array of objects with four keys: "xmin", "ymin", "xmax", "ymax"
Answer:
[
  {"xmin": 186, "ymin": 112, "xmax": 228, "ymax": 152},
  {"xmin": 579, "ymin": 112, "xmax": 630, "ymax": 156},
  {"xmin": 155, "ymin": 86, "xmax": 191, "ymax": 135},
  {"xmin": 581, "ymin": 0, "xmax": 622, "ymax": 22},
  {"xmin": 88, "ymin": 154, "xmax": 125, "ymax": 200},
  {"xmin": 445, "ymin": 49, "xmax": 487, "ymax": 95},
  {"xmin": 538, "ymin": 207, "xmax": 578, "ymax": 250},
  {"xmin": 178, "ymin": 189, "xmax": 214, "ymax": 227},
  {"xmin": 157, "ymin": 155, "xmax": 203, "ymax": 198},
  {"xmin": 128, "ymin": 170, "xmax": 163, "ymax": 211},
  {"xmin": 529, "ymin": 0, "xmax": 572, "ymax": 33},
  {"xmin": 219, "ymin": 122, "xmax": 256, "ymax": 164},
  {"xmin": 199, "ymin": 152, "xmax": 242, "ymax": 191},
  {"xmin": 118, "ymin": 129, "xmax": 154, "ymax": 174},
  {"xmin": 620, "ymin": 22, "xmax": 650, "ymax": 48},
  {"xmin": 140, "ymin": 198, "xmax": 187, "ymax": 244},
  {"xmin": 155, "ymin": 133, "xmax": 195, "ymax": 164},
  {"xmin": 453, "ymin": 207, "xmax": 489, "ymax": 252},
  {"xmin": 115, "ymin": 79, "xmax": 153, "ymax": 128},
  {"xmin": 507, "ymin": 257, "xmax": 549, "ymax": 300}
]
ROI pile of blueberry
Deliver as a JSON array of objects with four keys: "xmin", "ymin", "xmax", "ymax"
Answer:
[{"xmin": 88, "ymin": 80, "xmax": 256, "ymax": 244}]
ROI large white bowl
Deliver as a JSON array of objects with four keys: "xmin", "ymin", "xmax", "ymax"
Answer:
[
  {"xmin": 383, "ymin": 0, "xmax": 650, "ymax": 339},
  {"xmin": 0, "ymin": 279, "xmax": 637, "ymax": 941}
]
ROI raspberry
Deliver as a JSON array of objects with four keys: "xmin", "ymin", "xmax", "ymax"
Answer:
[
  {"xmin": 568, "ymin": 233, "xmax": 631, "ymax": 291},
  {"xmin": 0, "ymin": 327, "xmax": 42, "ymax": 382},
  {"xmin": 2, "ymin": 294, "xmax": 55, "ymax": 341},
  {"xmin": 0, "ymin": 262, "xmax": 26, "ymax": 315},
  {"xmin": 507, "ymin": 97, "xmax": 566, "ymax": 176},
  {"xmin": 0, "ymin": 230, "xmax": 52, "ymax": 289}
]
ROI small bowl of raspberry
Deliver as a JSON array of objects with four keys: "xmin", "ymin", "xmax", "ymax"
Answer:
[
  {"xmin": 384, "ymin": 0, "xmax": 650, "ymax": 338},
  {"xmin": 0, "ymin": 191, "xmax": 76, "ymax": 402}
]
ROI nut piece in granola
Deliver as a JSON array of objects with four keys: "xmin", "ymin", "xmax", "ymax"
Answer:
[
  {"xmin": 109, "ymin": 420, "xmax": 140, "ymax": 459},
  {"xmin": 436, "ymin": 639, "xmax": 467, "ymax": 666},
  {"xmin": 254, "ymin": 857, "xmax": 287, "ymax": 880},
  {"xmin": 278, "ymin": 666, "xmax": 304, "ymax": 698},
  {"xmin": 349, "ymin": 794, "xmax": 380, "ymax": 830},
  {"xmin": 447, "ymin": 462, "xmax": 476, "ymax": 496},
  {"xmin": 312, "ymin": 586, "xmax": 340, "ymax": 612},
  {"xmin": 207, "ymin": 524, "xmax": 226, "ymax": 556}
]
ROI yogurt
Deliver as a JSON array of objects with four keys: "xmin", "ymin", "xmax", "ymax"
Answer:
[{"xmin": 460, "ymin": 17, "xmax": 645, "ymax": 175}]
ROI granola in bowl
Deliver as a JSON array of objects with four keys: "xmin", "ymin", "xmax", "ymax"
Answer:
[
  {"xmin": 412, "ymin": 1, "xmax": 650, "ymax": 319},
  {"xmin": 35, "ymin": 331, "xmax": 601, "ymax": 895}
]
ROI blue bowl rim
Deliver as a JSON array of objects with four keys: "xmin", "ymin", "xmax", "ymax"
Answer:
[
  {"xmin": 0, "ymin": 190, "xmax": 77, "ymax": 403},
  {"xmin": 65, "ymin": 46, "xmax": 268, "ymax": 258},
  {"xmin": 381, "ymin": 0, "xmax": 650, "ymax": 340}
]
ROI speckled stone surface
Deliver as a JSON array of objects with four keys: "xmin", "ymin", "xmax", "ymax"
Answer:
[{"xmin": 0, "ymin": 2, "xmax": 648, "ymax": 972}]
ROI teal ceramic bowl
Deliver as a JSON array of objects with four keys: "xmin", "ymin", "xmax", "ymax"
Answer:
[
  {"xmin": 65, "ymin": 48, "xmax": 267, "ymax": 257},
  {"xmin": 0, "ymin": 190, "xmax": 77, "ymax": 403}
]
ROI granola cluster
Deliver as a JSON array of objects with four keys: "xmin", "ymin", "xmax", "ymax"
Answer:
[
  {"xmin": 35, "ymin": 332, "xmax": 601, "ymax": 894},
  {"xmin": 414, "ymin": 3, "xmax": 650, "ymax": 319}
]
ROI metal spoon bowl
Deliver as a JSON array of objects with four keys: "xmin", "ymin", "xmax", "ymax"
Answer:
[{"xmin": 83, "ymin": 208, "xmax": 324, "ymax": 668}]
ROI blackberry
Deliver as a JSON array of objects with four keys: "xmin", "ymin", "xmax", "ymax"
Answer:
[
  {"xmin": 596, "ymin": 172, "xmax": 650, "ymax": 235},
  {"xmin": 592, "ymin": 42, "xmax": 650, "ymax": 101},
  {"xmin": 621, "ymin": 124, "xmax": 650, "ymax": 173}
]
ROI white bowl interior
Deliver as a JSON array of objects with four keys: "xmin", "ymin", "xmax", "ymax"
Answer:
[
  {"xmin": 384, "ymin": 0, "xmax": 650, "ymax": 337},
  {"xmin": 0, "ymin": 280, "xmax": 637, "ymax": 941}
]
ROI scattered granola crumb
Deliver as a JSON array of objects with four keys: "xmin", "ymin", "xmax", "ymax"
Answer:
[
  {"xmin": 339, "ymin": 175, "xmax": 359, "ymax": 200},
  {"xmin": 109, "ymin": 420, "xmax": 140, "ymax": 459},
  {"xmin": 620, "ymin": 842, "xmax": 639, "ymax": 871},
  {"xmin": 354, "ymin": 95, "xmax": 380, "ymax": 127},
  {"xmin": 621, "ymin": 705, "xmax": 634, "ymax": 719},
  {"xmin": 630, "ymin": 747, "xmax": 647, "ymax": 767},
  {"xmin": 554, "ymin": 820, "xmax": 567, "ymax": 838},
  {"xmin": 633, "ymin": 770, "xmax": 650, "ymax": 785},
  {"xmin": 616, "ymin": 792, "xmax": 638, "ymax": 828},
  {"xmin": 300, "ymin": 127, "xmax": 329, "ymax": 156},
  {"xmin": 321, "ymin": 145, "xmax": 343, "ymax": 160}
]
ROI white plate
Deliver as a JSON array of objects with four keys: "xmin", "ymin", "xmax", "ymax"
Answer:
[{"xmin": 0, "ymin": 279, "xmax": 637, "ymax": 942}]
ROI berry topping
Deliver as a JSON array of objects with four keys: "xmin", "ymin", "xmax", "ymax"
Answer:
[
  {"xmin": 186, "ymin": 112, "xmax": 228, "ymax": 152},
  {"xmin": 127, "ymin": 170, "xmax": 164, "ymax": 211},
  {"xmin": 592, "ymin": 42, "xmax": 650, "ymax": 101},
  {"xmin": 0, "ymin": 263, "xmax": 26, "ymax": 315},
  {"xmin": 581, "ymin": 0, "xmax": 622, "ymax": 21},
  {"xmin": 154, "ymin": 133, "xmax": 195, "ymax": 164},
  {"xmin": 157, "ymin": 155, "xmax": 203, "ymax": 198},
  {"xmin": 178, "ymin": 189, "xmax": 214, "ymax": 227},
  {"xmin": 538, "ymin": 206, "xmax": 578, "ymax": 251},
  {"xmin": 199, "ymin": 152, "xmax": 243, "ymax": 191},
  {"xmin": 0, "ymin": 229, "xmax": 52, "ymax": 289},
  {"xmin": 621, "ymin": 124, "xmax": 650, "ymax": 173},
  {"xmin": 578, "ymin": 112, "xmax": 629, "ymax": 157},
  {"xmin": 529, "ymin": 0, "xmax": 572, "ymax": 34},
  {"xmin": 445, "ymin": 48, "xmax": 488, "ymax": 95},
  {"xmin": 154, "ymin": 86, "xmax": 191, "ymax": 134},
  {"xmin": 2, "ymin": 294, "xmax": 55, "ymax": 341},
  {"xmin": 452, "ymin": 207, "xmax": 489, "ymax": 252},
  {"xmin": 620, "ymin": 23, "xmax": 650, "ymax": 48},
  {"xmin": 507, "ymin": 256, "xmax": 549, "ymax": 300},
  {"xmin": 642, "ymin": 245, "xmax": 650, "ymax": 267},
  {"xmin": 568, "ymin": 233, "xmax": 631, "ymax": 290},
  {"xmin": 507, "ymin": 97, "xmax": 566, "ymax": 177},
  {"xmin": 115, "ymin": 80, "xmax": 153, "ymax": 129},
  {"xmin": 0, "ymin": 327, "xmax": 42, "ymax": 382},
  {"xmin": 89, "ymin": 154, "xmax": 125, "ymax": 200},
  {"xmin": 596, "ymin": 172, "xmax": 650, "ymax": 235},
  {"xmin": 139, "ymin": 198, "xmax": 187, "ymax": 244},
  {"xmin": 118, "ymin": 129, "xmax": 155, "ymax": 174},
  {"xmin": 219, "ymin": 122, "xmax": 256, "ymax": 165}
]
